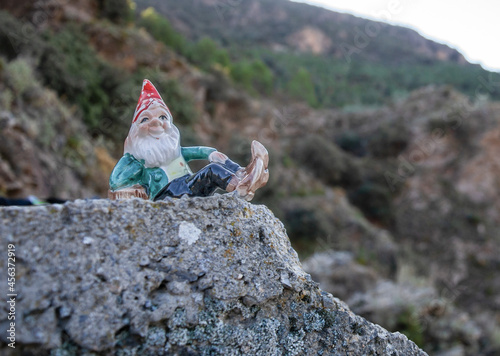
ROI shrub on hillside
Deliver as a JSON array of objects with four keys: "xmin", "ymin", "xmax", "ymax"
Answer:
[
  {"xmin": 136, "ymin": 8, "xmax": 275, "ymax": 98},
  {"xmin": 284, "ymin": 206, "xmax": 331, "ymax": 242},
  {"xmin": 230, "ymin": 60, "xmax": 274, "ymax": 95},
  {"xmin": 187, "ymin": 37, "xmax": 231, "ymax": 71},
  {"xmin": 348, "ymin": 182, "xmax": 394, "ymax": 224},
  {"xmin": 287, "ymin": 67, "xmax": 318, "ymax": 107},
  {"xmin": 335, "ymin": 130, "xmax": 367, "ymax": 157},
  {"xmin": 98, "ymin": 0, "xmax": 134, "ymax": 24},
  {"xmin": 367, "ymin": 121, "xmax": 410, "ymax": 158},
  {"xmin": 37, "ymin": 24, "xmax": 142, "ymax": 139},
  {"xmin": 138, "ymin": 7, "xmax": 186, "ymax": 54},
  {"xmin": 0, "ymin": 56, "xmax": 9, "ymax": 109},
  {"xmin": 0, "ymin": 11, "xmax": 44, "ymax": 60},
  {"xmin": 5, "ymin": 58, "xmax": 37, "ymax": 97},
  {"xmin": 293, "ymin": 134, "xmax": 361, "ymax": 188},
  {"xmin": 427, "ymin": 107, "xmax": 486, "ymax": 149},
  {"xmin": 38, "ymin": 25, "xmax": 111, "ymax": 130}
]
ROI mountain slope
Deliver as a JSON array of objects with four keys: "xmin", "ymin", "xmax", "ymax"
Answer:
[
  {"xmin": 136, "ymin": 0, "xmax": 465, "ymax": 65},
  {"xmin": 135, "ymin": 0, "xmax": 500, "ymax": 106}
]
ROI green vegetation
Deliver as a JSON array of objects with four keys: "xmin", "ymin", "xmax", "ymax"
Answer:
[
  {"xmin": 39, "ymin": 25, "xmax": 115, "ymax": 131},
  {"xmin": 0, "ymin": 13, "xmax": 197, "ymax": 145},
  {"xmin": 348, "ymin": 182, "xmax": 393, "ymax": 224},
  {"xmin": 187, "ymin": 37, "xmax": 230, "ymax": 71},
  {"xmin": 136, "ymin": 8, "xmax": 275, "ymax": 95},
  {"xmin": 98, "ymin": 0, "xmax": 134, "ymax": 24},
  {"xmin": 133, "ymin": 3, "xmax": 500, "ymax": 108},
  {"xmin": 133, "ymin": 0, "xmax": 500, "ymax": 108},
  {"xmin": 367, "ymin": 121, "xmax": 410, "ymax": 158},
  {"xmin": 0, "ymin": 11, "xmax": 42, "ymax": 60},
  {"xmin": 335, "ymin": 130, "xmax": 366, "ymax": 157},
  {"xmin": 292, "ymin": 134, "xmax": 396, "ymax": 223},
  {"xmin": 287, "ymin": 67, "xmax": 318, "ymax": 107},
  {"xmin": 230, "ymin": 60, "xmax": 274, "ymax": 95},
  {"xmin": 4, "ymin": 58, "xmax": 37, "ymax": 98},
  {"xmin": 396, "ymin": 307, "xmax": 425, "ymax": 348},
  {"xmin": 248, "ymin": 48, "xmax": 500, "ymax": 108},
  {"xmin": 293, "ymin": 134, "xmax": 361, "ymax": 188},
  {"xmin": 138, "ymin": 7, "xmax": 186, "ymax": 53},
  {"xmin": 285, "ymin": 206, "xmax": 330, "ymax": 241}
]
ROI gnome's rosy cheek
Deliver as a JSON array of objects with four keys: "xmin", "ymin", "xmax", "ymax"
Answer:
[
  {"xmin": 137, "ymin": 121, "xmax": 151, "ymax": 136},
  {"xmin": 161, "ymin": 120, "xmax": 171, "ymax": 131}
]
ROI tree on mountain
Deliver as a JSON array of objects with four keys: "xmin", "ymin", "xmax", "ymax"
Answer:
[
  {"xmin": 190, "ymin": 38, "xmax": 215, "ymax": 69},
  {"xmin": 287, "ymin": 67, "xmax": 318, "ymax": 107},
  {"xmin": 188, "ymin": 37, "xmax": 231, "ymax": 71},
  {"xmin": 98, "ymin": 0, "xmax": 134, "ymax": 24},
  {"xmin": 138, "ymin": 7, "xmax": 186, "ymax": 53},
  {"xmin": 230, "ymin": 60, "xmax": 274, "ymax": 95},
  {"xmin": 249, "ymin": 60, "xmax": 274, "ymax": 94},
  {"xmin": 230, "ymin": 61, "xmax": 253, "ymax": 91}
]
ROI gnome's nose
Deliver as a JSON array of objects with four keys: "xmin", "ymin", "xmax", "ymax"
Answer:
[{"xmin": 150, "ymin": 118, "xmax": 162, "ymax": 127}]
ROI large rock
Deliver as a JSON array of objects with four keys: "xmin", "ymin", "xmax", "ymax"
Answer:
[{"xmin": 0, "ymin": 195, "xmax": 427, "ymax": 355}]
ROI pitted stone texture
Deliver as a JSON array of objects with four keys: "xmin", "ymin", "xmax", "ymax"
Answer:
[{"xmin": 0, "ymin": 195, "xmax": 427, "ymax": 355}]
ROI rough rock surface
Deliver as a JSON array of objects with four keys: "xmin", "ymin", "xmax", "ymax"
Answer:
[{"xmin": 0, "ymin": 195, "xmax": 427, "ymax": 355}]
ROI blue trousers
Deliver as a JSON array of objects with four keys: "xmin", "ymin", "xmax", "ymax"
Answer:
[{"xmin": 154, "ymin": 160, "xmax": 241, "ymax": 200}]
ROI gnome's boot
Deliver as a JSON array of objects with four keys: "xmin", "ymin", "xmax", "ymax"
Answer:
[{"xmin": 227, "ymin": 140, "xmax": 269, "ymax": 201}]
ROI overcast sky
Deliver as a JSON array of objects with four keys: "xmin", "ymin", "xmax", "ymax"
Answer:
[{"xmin": 291, "ymin": 0, "xmax": 500, "ymax": 72}]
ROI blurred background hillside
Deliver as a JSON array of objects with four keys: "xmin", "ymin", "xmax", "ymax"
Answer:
[{"xmin": 1, "ymin": 0, "xmax": 500, "ymax": 354}]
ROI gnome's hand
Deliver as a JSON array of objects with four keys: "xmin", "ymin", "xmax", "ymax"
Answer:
[{"xmin": 209, "ymin": 151, "xmax": 229, "ymax": 164}]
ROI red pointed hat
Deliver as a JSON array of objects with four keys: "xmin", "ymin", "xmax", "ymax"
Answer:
[{"xmin": 132, "ymin": 79, "xmax": 171, "ymax": 123}]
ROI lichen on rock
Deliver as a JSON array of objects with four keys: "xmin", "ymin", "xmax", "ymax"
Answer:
[{"xmin": 0, "ymin": 195, "xmax": 427, "ymax": 355}]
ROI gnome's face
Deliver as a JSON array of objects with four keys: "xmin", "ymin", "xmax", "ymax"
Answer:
[
  {"xmin": 124, "ymin": 101, "xmax": 181, "ymax": 168},
  {"xmin": 135, "ymin": 102, "xmax": 172, "ymax": 139}
]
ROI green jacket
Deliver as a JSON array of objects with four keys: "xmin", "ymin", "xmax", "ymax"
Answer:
[{"xmin": 109, "ymin": 146, "xmax": 216, "ymax": 200}]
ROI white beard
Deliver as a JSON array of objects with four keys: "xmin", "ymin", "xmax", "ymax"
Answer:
[{"xmin": 124, "ymin": 124, "xmax": 181, "ymax": 169}]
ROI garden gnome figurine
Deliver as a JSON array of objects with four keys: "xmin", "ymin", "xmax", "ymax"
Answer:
[{"xmin": 109, "ymin": 79, "xmax": 269, "ymax": 201}]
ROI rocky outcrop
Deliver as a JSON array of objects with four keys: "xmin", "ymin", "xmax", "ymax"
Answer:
[
  {"xmin": 0, "ymin": 195, "xmax": 426, "ymax": 355},
  {"xmin": 0, "ymin": 0, "xmax": 98, "ymax": 26},
  {"xmin": 286, "ymin": 26, "xmax": 332, "ymax": 55},
  {"xmin": 0, "ymin": 102, "xmax": 110, "ymax": 200},
  {"xmin": 303, "ymin": 249, "xmax": 488, "ymax": 355}
]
